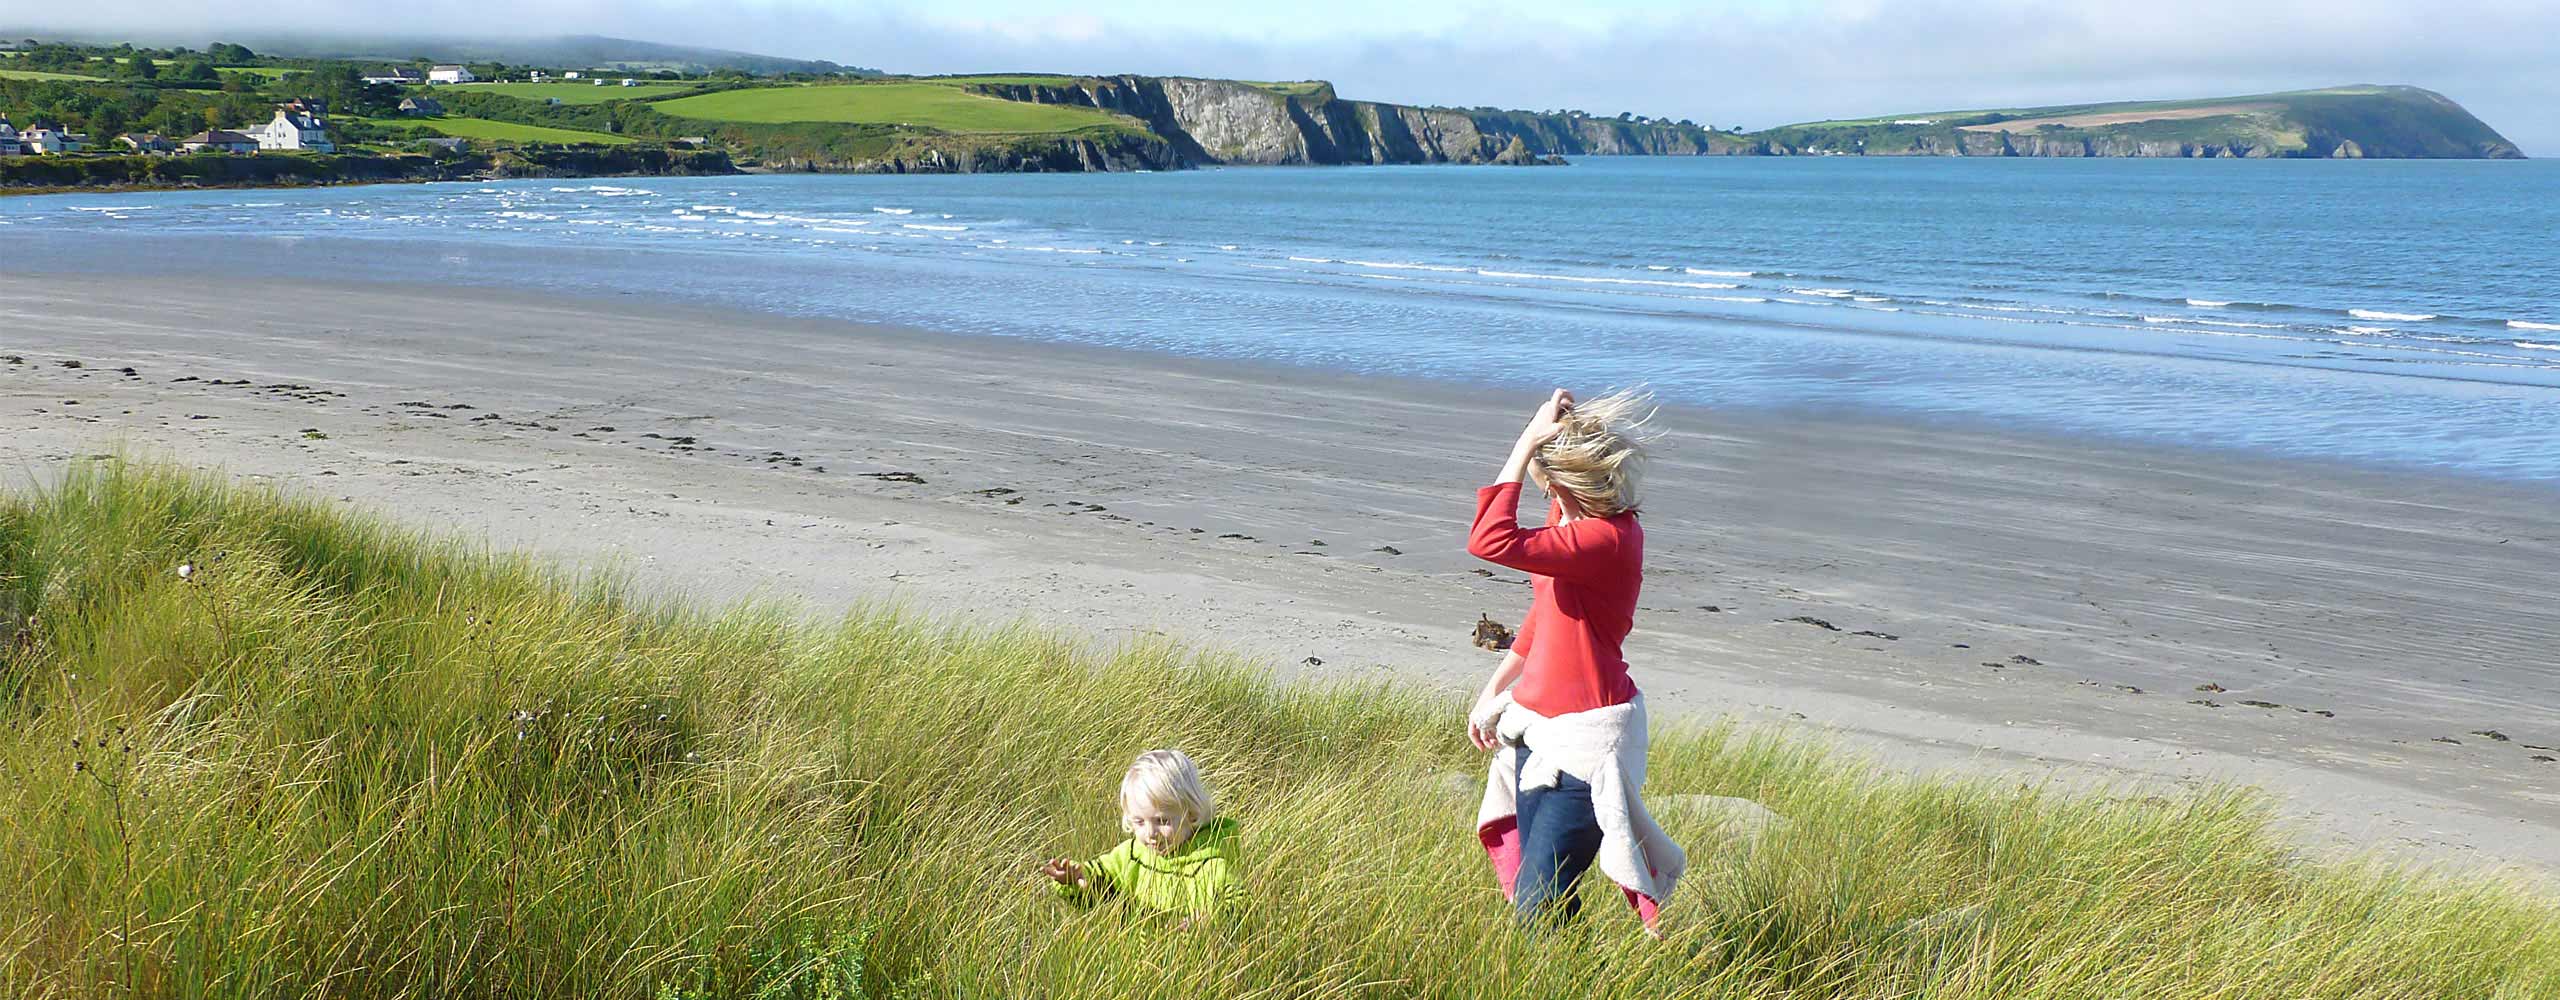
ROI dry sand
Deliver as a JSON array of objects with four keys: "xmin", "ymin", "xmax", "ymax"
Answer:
[{"xmin": 5, "ymin": 271, "xmax": 2555, "ymax": 882}]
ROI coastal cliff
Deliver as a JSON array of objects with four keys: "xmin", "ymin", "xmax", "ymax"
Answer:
[
  {"xmin": 968, "ymin": 77, "xmax": 1739, "ymax": 166},
  {"xmin": 1739, "ymin": 85, "xmax": 2524, "ymax": 159}
]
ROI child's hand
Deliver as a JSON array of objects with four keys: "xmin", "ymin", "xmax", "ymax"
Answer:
[{"xmin": 1040, "ymin": 857, "xmax": 1084, "ymax": 886}]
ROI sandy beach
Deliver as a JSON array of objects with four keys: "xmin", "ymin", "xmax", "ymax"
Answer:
[{"xmin": 5, "ymin": 269, "xmax": 2555, "ymax": 880}]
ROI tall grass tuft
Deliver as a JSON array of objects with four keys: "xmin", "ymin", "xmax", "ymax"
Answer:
[{"xmin": 3, "ymin": 459, "xmax": 2555, "ymax": 998}]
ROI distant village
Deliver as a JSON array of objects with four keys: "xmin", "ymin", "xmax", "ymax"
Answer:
[{"xmin": 0, "ymin": 60, "xmax": 661, "ymax": 159}]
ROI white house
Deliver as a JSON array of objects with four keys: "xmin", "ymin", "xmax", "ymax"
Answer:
[
  {"xmin": 180, "ymin": 130, "xmax": 259, "ymax": 154},
  {"xmin": 362, "ymin": 67, "xmax": 422, "ymax": 85},
  {"xmin": 250, "ymin": 103, "xmax": 333, "ymax": 153},
  {"xmin": 563, "ymin": 70, "xmax": 582, "ymax": 80},
  {"xmin": 619, "ymin": 78, "xmax": 638, "ymax": 87},
  {"xmin": 0, "ymin": 118, "xmax": 18, "ymax": 155},
  {"xmin": 20, "ymin": 127, "xmax": 87, "ymax": 154},
  {"xmin": 428, "ymin": 64, "xmax": 475, "ymax": 84},
  {"xmin": 527, "ymin": 70, "xmax": 547, "ymax": 82}
]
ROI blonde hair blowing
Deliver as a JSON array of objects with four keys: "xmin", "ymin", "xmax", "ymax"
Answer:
[
  {"xmin": 1121, "ymin": 749, "xmax": 1215, "ymax": 824},
  {"xmin": 1536, "ymin": 388, "xmax": 1656, "ymax": 519}
]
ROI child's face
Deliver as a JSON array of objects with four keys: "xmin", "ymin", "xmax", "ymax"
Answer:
[{"xmin": 1124, "ymin": 798, "xmax": 1196, "ymax": 855}]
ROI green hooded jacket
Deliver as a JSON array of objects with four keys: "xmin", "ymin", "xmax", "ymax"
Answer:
[{"xmin": 1051, "ymin": 817, "xmax": 1242, "ymax": 916}]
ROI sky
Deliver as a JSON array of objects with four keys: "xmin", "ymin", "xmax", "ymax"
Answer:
[{"xmin": 12, "ymin": 0, "xmax": 2555, "ymax": 153}]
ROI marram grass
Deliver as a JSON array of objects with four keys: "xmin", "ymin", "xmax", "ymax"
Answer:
[{"xmin": 1, "ymin": 460, "xmax": 2554, "ymax": 998}]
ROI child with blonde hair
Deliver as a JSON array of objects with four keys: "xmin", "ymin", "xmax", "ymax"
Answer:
[{"xmin": 1042, "ymin": 749, "xmax": 1242, "ymax": 919}]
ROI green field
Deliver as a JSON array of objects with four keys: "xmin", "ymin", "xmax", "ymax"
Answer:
[
  {"xmin": 655, "ymin": 82, "xmax": 1131, "ymax": 133},
  {"xmin": 1783, "ymin": 86, "xmax": 2396, "ymax": 130},
  {"xmin": 7, "ymin": 459, "xmax": 2558, "ymax": 998},
  {"xmin": 357, "ymin": 115, "xmax": 634, "ymax": 145},
  {"xmin": 214, "ymin": 66, "xmax": 293, "ymax": 79},
  {"xmin": 440, "ymin": 80, "xmax": 697, "ymax": 104},
  {"xmin": 1243, "ymin": 80, "xmax": 1330, "ymax": 97},
  {"xmin": 919, "ymin": 74, "xmax": 1080, "ymax": 87},
  {"xmin": 0, "ymin": 68, "xmax": 107, "ymax": 82}
]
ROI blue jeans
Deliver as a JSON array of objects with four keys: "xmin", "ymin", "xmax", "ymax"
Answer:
[{"xmin": 1512, "ymin": 744, "xmax": 1603, "ymax": 927}]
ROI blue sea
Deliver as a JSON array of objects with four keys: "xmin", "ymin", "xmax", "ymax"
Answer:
[{"xmin": 7, "ymin": 157, "xmax": 2559, "ymax": 479}]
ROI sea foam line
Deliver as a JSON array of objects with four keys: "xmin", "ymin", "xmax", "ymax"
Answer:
[
  {"xmin": 1344, "ymin": 259, "xmax": 1470, "ymax": 273},
  {"xmin": 1477, "ymin": 268, "xmax": 1740, "ymax": 290},
  {"xmin": 2141, "ymin": 316, "xmax": 2286, "ymax": 330},
  {"xmin": 2509, "ymin": 320, "xmax": 2560, "ymax": 332},
  {"xmin": 2350, "ymin": 308, "xmax": 2436, "ymax": 322}
]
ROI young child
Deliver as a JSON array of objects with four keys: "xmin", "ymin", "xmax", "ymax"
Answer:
[{"xmin": 1041, "ymin": 749, "xmax": 1242, "ymax": 919}]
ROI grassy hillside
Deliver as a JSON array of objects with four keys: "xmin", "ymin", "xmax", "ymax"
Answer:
[
  {"xmin": 654, "ymin": 81, "xmax": 1138, "ymax": 134},
  {"xmin": 5, "ymin": 460, "xmax": 2557, "ymax": 997},
  {"xmin": 354, "ymin": 114, "xmax": 636, "ymax": 145},
  {"xmin": 439, "ymin": 81, "xmax": 700, "ymax": 105},
  {"xmin": 1761, "ymin": 85, "xmax": 2522, "ymax": 158},
  {"xmin": 0, "ymin": 68, "xmax": 105, "ymax": 82}
]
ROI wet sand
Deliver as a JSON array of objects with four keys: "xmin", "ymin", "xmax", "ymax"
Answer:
[{"xmin": 5, "ymin": 270, "xmax": 2556, "ymax": 881}]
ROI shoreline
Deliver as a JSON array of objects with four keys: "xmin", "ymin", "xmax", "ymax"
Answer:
[{"xmin": 5, "ymin": 270, "xmax": 2557, "ymax": 882}]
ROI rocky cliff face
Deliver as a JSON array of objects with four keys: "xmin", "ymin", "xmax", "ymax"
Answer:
[
  {"xmin": 973, "ymin": 77, "xmax": 1734, "ymax": 167},
  {"xmin": 757, "ymin": 130, "xmax": 1179, "ymax": 175},
  {"xmin": 897, "ymin": 79, "xmax": 2518, "ymax": 171}
]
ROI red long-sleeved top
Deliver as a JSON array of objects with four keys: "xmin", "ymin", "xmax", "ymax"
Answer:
[{"xmin": 1466, "ymin": 481, "xmax": 1642, "ymax": 716}]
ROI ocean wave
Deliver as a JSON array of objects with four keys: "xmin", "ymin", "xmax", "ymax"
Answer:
[
  {"xmin": 1344, "ymin": 259, "xmax": 1469, "ymax": 273},
  {"xmin": 2508, "ymin": 320, "xmax": 2560, "ymax": 332},
  {"xmin": 872, "ymin": 206, "xmax": 915, "ymax": 215},
  {"xmin": 1477, "ymin": 268, "xmax": 1740, "ymax": 290},
  {"xmin": 902, "ymin": 223, "xmax": 968, "ymax": 232},
  {"xmin": 1787, "ymin": 287, "xmax": 1856, "ymax": 298},
  {"xmin": 2339, "ymin": 326, "xmax": 2393, "ymax": 336},
  {"xmin": 1288, "ymin": 256, "xmax": 1333, "ymax": 263},
  {"xmin": 68, "ymin": 205, "xmax": 152, "ymax": 212},
  {"xmin": 2185, "ymin": 298, "xmax": 2231, "ymax": 307},
  {"xmin": 2350, "ymin": 308, "xmax": 2436, "ymax": 322},
  {"xmin": 1851, "ymin": 295, "xmax": 1890, "ymax": 303},
  {"xmin": 2515, "ymin": 341, "xmax": 2560, "ymax": 352},
  {"xmin": 674, "ymin": 214, "xmax": 707, "ymax": 221},
  {"xmin": 1685, "ymin": 268, "xmax": 1754, "ymax": 278},
  {"xmin": 2142, "ymin": 316, "xmax": 2286, "ymax": 330},
  {"xmin": 811, "ymin": 226, "xmax": 867, "ymax": 234}
]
